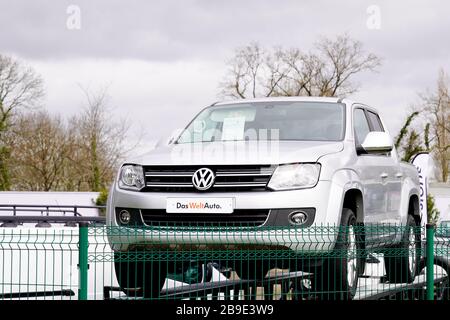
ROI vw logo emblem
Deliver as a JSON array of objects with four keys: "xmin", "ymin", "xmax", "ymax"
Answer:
[{"xmin": 192, "ymin": 168, "xmax": 215, "ymax": 191}]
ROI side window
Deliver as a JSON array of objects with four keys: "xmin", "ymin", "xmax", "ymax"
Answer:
[
  {"xmin": 353, "ymin": 108, "xmax": 370, "ymax": 144},
  {"xmin": 367, "ymin": 111, "xmax": 384, "ymax": 132}
]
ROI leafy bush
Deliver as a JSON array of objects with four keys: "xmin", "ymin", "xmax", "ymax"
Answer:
[
  {"xmin": 95, "ymin": 188, "xmax": 108, "ymax": 216},
  {"xmin": 427, "ymin": 194, "xmax": 440, "ymax": 224}
]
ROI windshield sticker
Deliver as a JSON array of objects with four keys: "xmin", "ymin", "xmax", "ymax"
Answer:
[{"xmin": 221, "ymin": 117, "xmax": 246, "ymax": 141}]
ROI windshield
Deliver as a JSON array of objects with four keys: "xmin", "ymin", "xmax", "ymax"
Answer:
[{"xmin": 176, "ymin": 101, "xmax": 345, "ymax": 144}]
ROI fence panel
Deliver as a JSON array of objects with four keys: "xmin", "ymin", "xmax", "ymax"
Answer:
[
  {"xmin": 0, "ymin": 227, "xmax": 78, "ymax": 300},
  {"xmin": 1, "ymin": 223, "xmax": 449, "ymax": 300}
]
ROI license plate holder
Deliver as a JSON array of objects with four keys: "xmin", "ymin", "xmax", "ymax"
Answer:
[{"xmin": 166, "ymin": 197, "xmax": 234, "ymax": 214}]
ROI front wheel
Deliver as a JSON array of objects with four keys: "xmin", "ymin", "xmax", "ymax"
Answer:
[
  {"xmin": 314, "ymin": 208, "xmax": 363, "ymax": 300},
  {"xmin": 384, "ymin": 215, "xmax": 421, "ymax": 283},
  {"xmin": 114, "ymin": 250, "xmax": 167, "ymax": 299}
]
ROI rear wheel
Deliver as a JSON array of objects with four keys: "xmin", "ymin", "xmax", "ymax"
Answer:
[
  {"xmin": 417, "ymin": 256, "xmax": 450, "ymax": 300},
  {"xmin": 384, "ymin": 215, "xmax": 420, "ymax": 283},
  {"xmin": 114, "ymin": 250, "xmax": 167, "ymax": 299},
  {"xmin": 314, "ymin": 208, "xmax": 363, "ymax": 300}
]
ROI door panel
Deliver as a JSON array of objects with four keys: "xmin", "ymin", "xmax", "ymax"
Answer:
[{"xmin": 353, "ymin": 107, "xmax": 401, "ymax": 246}]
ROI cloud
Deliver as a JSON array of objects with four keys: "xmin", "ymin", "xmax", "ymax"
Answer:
[
  {"xmin": 0, "ymin": 0, "xmax": 449, "ymax": 154},
  {"xmin": 1, "ymin": 0, "xmax": 448, "ymax": 61}
]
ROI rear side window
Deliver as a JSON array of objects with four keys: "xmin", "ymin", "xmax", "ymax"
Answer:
[
  {"xmin": 353, "ymin": 109, "xmax": 370, "ymax": 144},
  {"xmin": 367, "ymin": 111, "xmax": 384, "ymax": 132}
]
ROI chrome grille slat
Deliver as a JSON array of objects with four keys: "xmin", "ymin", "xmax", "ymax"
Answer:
[
  {"xmin": 214, "ymin": 183, "xmax": 268, "ymax": 187},
  {"xmin": 215, "ymin": 173, "xmax": 272, "ymax": 177},
  {"xmin": 146, "ymin": 183, "xmax": 192, "ymax": 187},
  {"xmin": 145, "ymin": 173, "xmax": 193, "ymax": 177}
]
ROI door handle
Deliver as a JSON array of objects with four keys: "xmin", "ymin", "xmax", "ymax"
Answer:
[
  {"xmin": 380, "ymin": 173, "xmax": 389, "ymax": 179},
  {"xmin": 395, "ymin": 172, "xmax": 403, "ymax": 178}
]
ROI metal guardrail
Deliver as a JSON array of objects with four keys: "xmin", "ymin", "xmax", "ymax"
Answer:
[
  {"xmin": 0, "ymin": 289, "xmax": 75, "ymax": 299},
  {"xmin": 0, "ymin": 204, "xmax": 106, "ymax": 227},
  {"xmin": 0, "ymin": 204, "xmax": 106, "ymax": 213}
]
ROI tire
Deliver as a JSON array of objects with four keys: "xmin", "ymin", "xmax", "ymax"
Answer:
[
  {"xmin": 431, "ymin": 256, "xmax": 450, "ymax": 300},
  {"xmin": 384, "ymin": 215, "xmax": 421, "ymax": 283},
  {"xmin": 114, "ymin": 250, "xmax": 167, "ymax": 299},
  {"xmin": 357, "ymin": 223, "xmax": 367, "ymax": 276},
  {"xmin": 418, "ymin": 256, "xmax": 450, "ymax": 300},
  {"xmin": 167, "ymin": 261, "xmax": 204, "ymax": 284},
  {"xmin": 314, "ymin": 208, "xmax": 363, "ymax": 300}
]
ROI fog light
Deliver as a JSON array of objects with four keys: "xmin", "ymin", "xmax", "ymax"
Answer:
[
  {"xmin": 119, "ymin": 210, "xmax": 131, "ymax": 225},
  {"xmin": 289, "ymin": 211, "xmax": 308, "ymax": 226}
]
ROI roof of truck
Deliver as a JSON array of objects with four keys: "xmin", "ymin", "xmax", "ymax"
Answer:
[{"xmin": 214, "ymin": 96, "xmax": 351, "ymax": 106}]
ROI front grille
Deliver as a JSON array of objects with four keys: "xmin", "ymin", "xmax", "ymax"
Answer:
[
  {"xmin": 143, "ymin": 165, "xmax": 275, "ymax": 192},
  {"xmin": 140, "ymin": 209, "xmax": 270, "ymax": 227}
]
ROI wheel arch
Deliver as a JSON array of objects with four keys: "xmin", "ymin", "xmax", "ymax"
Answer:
[
  {"xmin": 408, "ymin": 192, "xmax": 421, "ymax": 225},
  {"xmin": 342, "ymin": 188, "xmax": 364, "ymax": 224}
]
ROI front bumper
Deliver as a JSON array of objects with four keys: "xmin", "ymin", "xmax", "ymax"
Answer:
[{"xmin": 106, "ymin": 180, "xmax": 343, "ymax": 253}]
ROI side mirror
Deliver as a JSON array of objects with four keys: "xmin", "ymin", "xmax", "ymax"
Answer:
[{"xmin": 360, "ymin": 131, "xmax": 393, "ymax": 154}]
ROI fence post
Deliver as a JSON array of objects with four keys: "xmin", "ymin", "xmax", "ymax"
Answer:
[
  {"xmin": 78, "ymin": 222, "xmax": 89, "ymax": 300},
  {"xmin": 426, "ymin": 223, "xmax": 435, "ymax": 300}
]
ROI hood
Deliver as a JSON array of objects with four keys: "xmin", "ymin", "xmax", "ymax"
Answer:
[{"xmin": 127, "ymin": 140, "xmax": 343, "ymax": 166}]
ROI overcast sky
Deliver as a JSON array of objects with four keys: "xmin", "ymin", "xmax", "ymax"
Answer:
[{"xmin": 1, "ymin": 0, "xmax": 449, "ymax": 155}]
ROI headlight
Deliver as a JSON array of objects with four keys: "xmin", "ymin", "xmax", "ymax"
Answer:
[
  {"xmin": 118, "ymin": 165, "xmax": 145, "ymax": 191},
  {"xmin": 267, "ymin": 163, "xmax": 321, "ymax": 191}
]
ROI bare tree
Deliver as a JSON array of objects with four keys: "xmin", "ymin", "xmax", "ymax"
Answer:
[
  {"xmin": 3, "ymin": 83, "xmax": 136, "ymax": 192},
  {"xmin": 314, "ymin": 34, "xmax": 381, "ymax": 96},
  {"xmin": 10, "ymin": 111, "xmax": 71, "ymax": 191},
  {"xmin": 220, "ymin": 42, "xmax": 266, "ymax": 99},
  {"xmin": 0, "ymin": 54, "xmax": 44, "ymax": 190},
  {"xmin": 220, "ymin": 34, "xmax": 381, "ymax": 99},
  {"xmin": 68, "ymin": 86, "xmax": 132, "ymax": 191},
  {"xmin": 420, "ymin": 69, "xmax": 450, "ymax": 182},
  {"xmin": 268, "ymin": 48, "xmax": 321, "ymax": 96}
]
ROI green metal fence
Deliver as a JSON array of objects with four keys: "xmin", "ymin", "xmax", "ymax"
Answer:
[{"xmin": 0, "ymin": 222, "xmax": 449, "ymax": 300}]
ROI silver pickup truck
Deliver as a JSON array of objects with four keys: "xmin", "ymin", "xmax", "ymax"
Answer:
[{"xmin": 106, "ymin": 97, "xmax": 421, "ymax": 299}]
